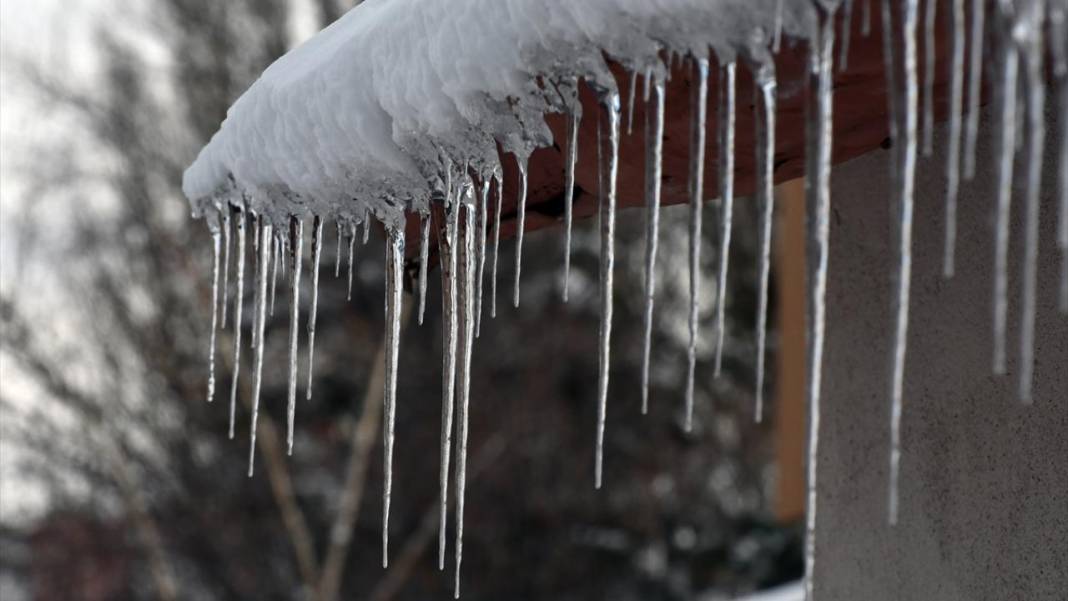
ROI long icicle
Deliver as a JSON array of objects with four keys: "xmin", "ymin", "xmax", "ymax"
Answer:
[
  {"xmin": 279, "ymin": 233, "xmax": 287, "ymax": 279},
  {"xmin": 418, "ymin": 212, "xmax": 431, "ymax": 325},
  {"xmin": 270, "ymin": 235, "xmax": 280, "ymax": 317},
  {"xmin": 962, "ymin": 0, "xmax": 986, "ymax": 179},
  {"xmin": 285, "ymin": 217, "xmax": 304, "ymax": 454},
  {"xmin": 888, "ymin": 0, "xmax": 920, "ymax": 528},
  {"xmin": 594, "ymin": 93, "xmax": 620, "ymax": 490},
  {"xmin": 685, "ymin": 58, "xmax": 709, "ymax": 432},
  {"xmin": 437, "ymin": 190, "xmax": 460, "ymax": 571},
  {"xmin": 773, "ymin": 0, "xmax": 785, "ymax": 52},
  {"xmin": 228, "ymin": 209, "xmax": 248, "ymax": 439},
  {"xmin": 490, "ymin": 174, "xmax": 503, "ymax": 318},
  {"xmin": 943, "ymin": 0, "xmax": 966, "ymax": 278},
  {"xmin": 512, "ymin": 158, "xmax": 529, "ymax": 308},
  {"xmin": 563, "ymin": 107, "xmax": 580, "ymax": 302},
  {"xmin": 453, "ymin": 196, "xmax": 476, "ymax": 599},
  {"xmin": 248, "ymin": 219, "xmax": 274, "ymax": 477},
  {"xmin": 1051, "ymin": 4, "xmax": 1068, "ymax": 313},
  {"xmin": 881, "ymin": 0, "xmax": 901, "ymax": 189},
  {"xmin": 207, "ymin": 217, "xmax": 222, "ymax": 404},
  {"xmin": 840, "ymin": 0, "xmax": 855, "ymax": 70},
  {"xmin": 803, "ymin": 8, "xmax": 837, "ymax": 599},
  {"xmin": 335, "ymin": 220, "xmax": 343, "ymax": 278},
  {"xmin": 347, "ymin": 223, "xmax": 357, "ymax": 301},
  {"xmin": 1018, "ymin": 6, "xmax": 1045, "ymax": 404},
  {"xmin": 306, "ymin": 216, "xmax": 323, "ymax": 401},
  {"xmin": 626, "ymin": 69, "xmax": 638, "ymax": 136},
  {"xmin": 640, "ymin": 76, "xmax": 666, "ymax": 415},
  {"xmin": 754, "ymin": 65, "xmax": 777, "ymax": 424},
  {"xmin": 381, "ymin": 224, "xmax": 406, "ymax": 569},
  {"xmin": 221, "ymin": 208, "xmax": 231, "ymax": 329},
  {"xmin": 363, "ymin": 209, "xmax": 371, "ymax": 245},
  {"xmin": 921, "ymin": 0, "xmax": 937, "ymax": 156},
  {"xmin": 991, "ymin": 8, "xmax": 1018, "ymax": 377},
  {"xmin": 713, "ymin": 60, "xmax": 736, "ymax": 379},
  {"xmin": 475, "ymin": 180, "xmax": 489, "ymax": 337},
  {"xmin": 251, "ymin": 216, "xmax": 263, "ymax": 352}
]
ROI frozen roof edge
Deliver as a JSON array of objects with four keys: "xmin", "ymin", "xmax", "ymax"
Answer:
[{"xmin": 182, "ymin": 0, "xmax": 819, "ymax": 228}]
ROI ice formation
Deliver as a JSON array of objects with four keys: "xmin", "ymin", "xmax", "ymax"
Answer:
[{"xmin": 183, "ymin": 0, "xmax": 1068, "ymax": 597}]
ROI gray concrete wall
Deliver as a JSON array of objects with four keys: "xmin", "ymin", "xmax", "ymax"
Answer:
[{"xmin": 813, "ymin": 110, "xmax": 1067, "ymax": 600}]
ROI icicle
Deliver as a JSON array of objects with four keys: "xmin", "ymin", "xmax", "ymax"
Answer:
[
  {"xmin": 640, "ymin": 77, "xmax": 666, "ymax": 415},
  {"xmin": 453, "ymin": 198, "xmax": 476, "ymax": 599},
  {"xmin": 512, "ymin": 158, "xmax": 529, "ymax": 308},
  {"xmin": 248, "ymin": 220, "xmax": 274, "ymax": 477},
  {"xmin": 713, "ymin": 60, "xmax": 736, "ymax": 379},
  {"xmin": 285, "ymin": 217, "xmax": 304, "ymax": 454},
  {"xmin": 943, "ymin": 0, "xmax": 966, "ymax": 278},
  {"xmin": 363, "ymin": 210, "xmax": 371, "ymax": 245},
  {"xmin": 840, "ymin": 0, "xmax": 855, "ymax": 70},
  {"xmin": 270, "ymin": 235, "xmax": 280, "ymax": 317},
  {"xmin": 882, "ymin": 0, "xmax": 901, "ymax": 186},
  {"xmin": 684, "ymin": 59, "xmax": 709, "ymax": 432},
  {"xmin": 773, "ymin": 0, "xmax": 785, "ymax": 52},
  {"xmin": 335, "ymin": 220, "xmax": 343, "ymax": 278},
  {"xmin": 626, "ymin": 69, "xmax": 638, "ymax": 136},
  {"xmin": 962, "ymin": 0, "xmax": 986, "ymax": 180},
  {"xmin": 251, "ymin": 216, "xmax": 263, "ymax": 352},
  {"xmin": 475, "ymin": 180, "xmax": 489, "ymax": 337},
  {"xmin": 563, "ymin": 108, "xmax": 580, "ymax": 302},
  {"xmin": 228, "ymin": 210, "xmax": 248, "ymax": 440},
  {"xmin": 921, "ymin": 0, "xmax": 937, "ymax": 156},
  {"xmin": 437, "ymin": 191, "xmax": 460, "ymax": 571},
  {"xmin": 417, "ymin": 212, "xmax": 431, "ymax": 325},
  {"xmin": 279, "ymin": 234, "xmax": 286, "ymax": 279},
  {"xmin": 862, "ymin": 0, "xmax": 872, "ymax": 37},
  {"xmin": 991, "ymin": 12, "xmax": 1018, "ymax": 377},
  {"xmin": 1014, "ymin": 70, "xmax": 1026, "ymax": 154},
  {"xmin": 306, "ymin": 216, "xmax": 323, "ymax": 401},
  {"xmin": 754, "ymin": 67, "xmax": 777, "ymax": 424},
  {"xmin": 888, "ymin": 0, "xmax": 920, "ymax": 528},
  {"xmin": 221, "ymin": 208, "xmax": 232, "ymax": 329},
  {"xmin": 347, "ymin": 223, "xmax": 357, "ymax": 301},
  {"xmin": 803, "ymin": 8, "xmax": 837, "ymax": 599},
  {"xmin": 1018, "ymin": 6, "xmax": 1045, "ymax": 404},
  {"xmin": 594, "ymin": 93, "xmax": 620, "ymax": 490},
  {"xmin": 1052, "ymin": 4, "xmax": 1068, "ymax": 313},
  {"xmin": 490, "ymin": 174, "xmax": 503, "ymax": 318},
  {"xmin": 382, "ymin": 224, "xmax": 406, "ymax": 569},
  {"xmin": 207, "ymin": 220, "xmax": 221, "ymax": 403}
]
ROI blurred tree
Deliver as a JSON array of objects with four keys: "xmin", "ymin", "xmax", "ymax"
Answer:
[{"xmin": 0, "ymin": 1, "xmax": 798, "ymax": 600}]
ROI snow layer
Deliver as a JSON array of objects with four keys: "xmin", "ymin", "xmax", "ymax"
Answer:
[{"xmin": 183, "ymin": 0, "xmax": 816, "ymax": 228}]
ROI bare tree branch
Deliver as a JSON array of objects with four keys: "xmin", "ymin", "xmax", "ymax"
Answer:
[{"xmin": 104, "ymin": 443, "xmax": 180, "ymax": 601}]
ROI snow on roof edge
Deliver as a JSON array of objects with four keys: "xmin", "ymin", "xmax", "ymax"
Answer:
[{"xmin": 183, "ymin": 0, "xmax": 819, "ymax": 228}]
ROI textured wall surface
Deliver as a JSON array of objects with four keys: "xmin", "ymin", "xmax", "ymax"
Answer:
[{"xmin": 812, "ymin": 109, "xmax": 1067, "ymax": 600}]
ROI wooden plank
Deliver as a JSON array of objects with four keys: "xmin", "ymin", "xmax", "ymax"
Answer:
[{"xmin": 774, "ymin": 177, "xmax": 806, "ymax": 522}]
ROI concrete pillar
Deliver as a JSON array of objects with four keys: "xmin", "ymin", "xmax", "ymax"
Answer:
[{"xmin": 814, "ymin": 109, "xmax": 1067, "ymax": 600}]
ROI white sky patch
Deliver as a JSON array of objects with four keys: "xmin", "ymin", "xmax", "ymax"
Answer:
[{"xmin": 0, "ymin": 0, "xmax": 327, "ymax": 528}]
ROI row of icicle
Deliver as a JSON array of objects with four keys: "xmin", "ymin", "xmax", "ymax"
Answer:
[{"xmin": 200, "ymin": 0, "xmax": 1068, "ymax": 597}]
